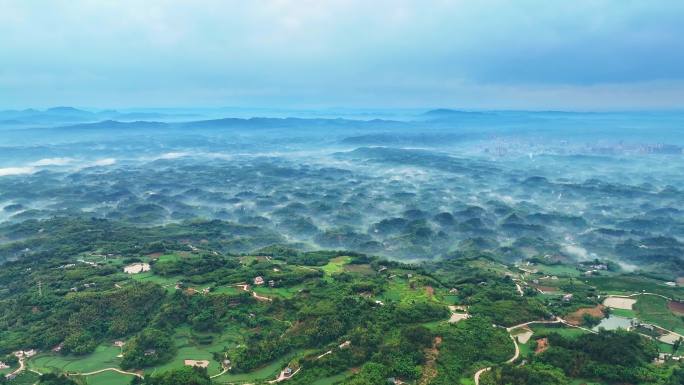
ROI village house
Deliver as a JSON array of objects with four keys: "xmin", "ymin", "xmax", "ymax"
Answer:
[
  {"xmin": 254, "ymin": 276, "xmax": 265, "ymax": 285},
  {"xmin": 144, "ymin": 349, "xmax": 157, "ymax": 356},
  {"xmin": 269, "ymin": 280, "xmax": 276, "ymax": 287},
  {"xmin": 562, "ymin": 294, "xmax": 573, "ymax": 302},
  {"xmin": 0, "ymin": 361, "xmax": 9, "ymax": 370},
  {"xmin": 15, "ymin": 349, "xmax": 37, "ymax": 358}
]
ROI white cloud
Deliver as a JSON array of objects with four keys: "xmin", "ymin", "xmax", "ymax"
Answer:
[
  {"xmin": 30, "ymin": 157, "xmax": 75, "ymax": 166},
  {"xmin": 0, "ymin": 167, "xmax": 35, "ymax": 176},
  {"xmin": 90, "ymin": 158, "xmax": 116, "ymax": 166},
  {"xmin": 1, "ymin": 0, "xmax": 683, "ymax": 109}
]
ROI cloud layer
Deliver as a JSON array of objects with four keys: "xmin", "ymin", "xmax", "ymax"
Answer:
[{"xmin": 1, "ymin": 0, "xmax": 683, "ymax": 109}]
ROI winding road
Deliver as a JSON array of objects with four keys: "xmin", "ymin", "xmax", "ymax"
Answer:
[
  {"xmin": 474, "ymin": 317, "xmax": 597, "ymax": 385},
  {"xmin": 5, "ymin": 355, "xmax": 26, "ymax": 379},
  {"xmin": 69, "ymin": 367, "xmax": 143, "ymax": 378}
]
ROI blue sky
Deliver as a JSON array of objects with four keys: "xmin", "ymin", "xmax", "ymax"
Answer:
[{"xmin": 1, "ymin": 0, "xmax": 683, "ymax": 110}]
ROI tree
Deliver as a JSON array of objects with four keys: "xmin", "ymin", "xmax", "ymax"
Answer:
[
  {"xmin": 673, "ymin": 337, "xmax": 682, "ymax": 354},
  {"xmin": 39, "ymin": 373, "xmax": 78, "ymax": 385},
  {"xmin": 138, "ymin": 367, "xmax": 210, "ymax": 385}
]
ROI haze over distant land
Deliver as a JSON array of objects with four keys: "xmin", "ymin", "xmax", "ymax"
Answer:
[
  {"xmin": 3, "ymin": 2, "xmax": 684, "ymax": 385},
  {"xmin": 1, "ymin": 0, "xmax": 684, "ymax": 110}
]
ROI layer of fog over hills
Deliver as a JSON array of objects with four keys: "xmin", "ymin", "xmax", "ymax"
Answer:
[{"xmin": 1, "ymin": 107, "xmax": 684, "ymax": 279}]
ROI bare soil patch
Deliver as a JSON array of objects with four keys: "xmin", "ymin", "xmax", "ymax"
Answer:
[
  {"xmin": 418, "ymin": 337, "xmax": 442, "ymax": 385},
  {"xmin": 511, "ymin": 326, "xmax": 534, "ymax": 344},
  {"xmin": 123, "ymin": 263, "xmax": 150, "ymax": 274},
  {"xmin": 425, "ymin": 286, "xmax": 434, "ymax": 297},
  {"xmin": 535, "ymin": 285, "xmax": 559, "ymax": 293},
  {"xmin": 565, "ymin": 305, "xmax": 605, "ymax": 326},
  {"xmin": 535, "ymin": 338, "xmax": 549, "ymax": 354},
  {"xmin": 668, "ymin": 300, "xmax": 684, "ymax": 315},
  {"xmin": 184, "ymin": 360, "xmax": 210, "ymax": 368},
  {"xmin": 603, "ymin": 297, "xmax": 636, "ymax": 310}
]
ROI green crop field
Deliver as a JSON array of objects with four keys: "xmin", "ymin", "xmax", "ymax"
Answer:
[
  {"xmin": 212, "ymin": 350, "xmax": 301, "ymax": 384},
  {"xmin": 77, "ymin": 370, "xmax": 136, "ymax": 385},
  {"xmin": 253, "ymin": 285, "xmax": 303, "ymax": 299},
  {"xmin": 147, "ymin": 326, "xmax": 241, "ymax": 376},
  {"xmin": 634, "ymin": 295, "xmax": 684, "ymax": 334},
  {"xmin": 610, "ymin": 308, "xmax": 636, "ymax": 318},
  {"xmin": 129, "ymin": 271, "xmax": 178, "ymax": 287},
  {"xmin": 212, "ymin": 285, "xmax": 243, "ymax": 295},
  {"xmin": 321, "ymin": 256, "xmax": 352, "ymax": 275},
  {"xmin": 342, "ymin": 264, "xmax": 374, "ymax": 275},
  {"xmin": 310, "ymin": 370, "xmax": 352, "ymax": 385},
  {"xmin": 6, "ymin": 371, "xmax": 41, "ymax": 385},
  {"xmin": 29, "ymin": 344, "xmax": 123, "ymax": 374},
  {"xmin": 533, "ymin": 263, "xmax": 581, "ymax": 277},
  {"xmin": 381, "ymin": 280, "xmax": 433, "ymax": 304},
  {"xmin": 530, "ymin": 324, "xmax": 589, "ymax": 339},
  {"xmin": 587, "ymin": 276, "xmax": 684, "ymax": 300}
]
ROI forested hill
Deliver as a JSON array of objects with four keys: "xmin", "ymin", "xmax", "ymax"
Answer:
[{"xmin": 0, "ymin": 217, "xmax": 682, "ymax": 385}]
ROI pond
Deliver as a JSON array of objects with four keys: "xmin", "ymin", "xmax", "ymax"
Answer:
[{"xmin": 592, "ymin": 315, "xmax": 633, "ymax": 331}]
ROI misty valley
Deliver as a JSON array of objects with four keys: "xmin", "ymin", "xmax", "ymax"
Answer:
[{"xmin": 1, "ymin": 108, "xmax": 684, "ymax": 385}]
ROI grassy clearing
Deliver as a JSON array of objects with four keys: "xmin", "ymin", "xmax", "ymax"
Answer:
[
  {"xmin": 147, "ymin": 326, "xmax": 241, "ymax": 377},
  {"xmin": 533, "ymin": 264, "xmax": 580, "ymax": 277},
  {"xmin": 155, "ymin": 254, "xmax": 182, "ymax": 263},
  {"xmin": 610, "ymin": 308, "xmax": 636, "ymax": 318},
  {"xmin": 212, "ymin": 350, "xmax": 301, "ymax": 384},
  {"xmin": 518, "ymin": 340, "xmax": 532, "ymax": 357},
  {"xmin": 381, "ymin": 279, "xmax": 432, "ymax": 304},
  {"xmin": 253, "ymin": 285, "xmax": 303, "ymax": 299},
  {"xmin": 467, "ymin": 259, "xmax": 513, "ymax": 276},
  {"xmin": 310, "ymin": 370, "xmax": 352, "ymax": 385},
  {"xmin": 77, "ymin": 370, "xmax": 136, "ymax": 385},
  {"xmin": 321, "ymin": 256, "xmax": 352, "ymax": 275},
  {"xmin": 634, "ymin": 295, "xmax": 684, "ymax": 334},
  {"xmin": 29, "ymin": 344, "xmax": 122, "ymax": 373},
  {"xmin": 6, "ymin": 371, "xmax": 40, "ymax": 385},
  {"xmin": 129, "ymin": 271, "xmax": 178, "ymax": 288},
  {"xmin": 0, "ymin": 366, "xmax": 14, "ymax": 376},
  {"xmin": 658, "ymin": 342, "xmax": 675, "ymax": 354},
  {"xmin": 212, "ymin": 285, "xmax": 243, "ymax": 295},
  {"xmin": 343, "ymin": 264, "xmax": 374, "ymax": 275},
  {"xmin": 529, "ymin": 325, "xmax": 588, "ymax": 339},
  {"xmin": 587, "ymin": 276, "xmax": 684, "ymax": 300}
]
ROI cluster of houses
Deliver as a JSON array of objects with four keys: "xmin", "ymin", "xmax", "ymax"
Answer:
[
  {"xmin": 253, "ymin": 276, "xmax": 276, "ymax": 287},
  {"xmin": 69, "ymin": 282, "xmax": 97, "ymax": 292},
  {"xmin": 581, "ymin": 263, "xmax": 608, "ymax": 276},
  {"xmin": 655, "ymin": 352, "xmax": 683, "ymax": 364},
  {"xmin": 14, "ymin": 349, "xmax": 37, "ymax": 359}
]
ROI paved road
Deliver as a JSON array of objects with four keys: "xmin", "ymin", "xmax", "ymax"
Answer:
[
  {"xmin": 474, "ymin": 367, "xmax": 490, "ymax": 385},
  {"xmin": 5, "ymin": 356, "xmax": 26, "ymax": 379},
  {"xmin": 70, "ymin": 367, "xmax": 143, "ymax": 378}
]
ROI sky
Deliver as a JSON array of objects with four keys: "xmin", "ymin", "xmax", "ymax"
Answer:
[{"xmin": 1, "ymin": 0, "xmax": 684, "ymax": 110}]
